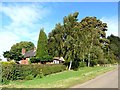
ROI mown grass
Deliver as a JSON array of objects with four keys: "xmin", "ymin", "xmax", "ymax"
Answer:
[{"xmin": 2, "ymin": 65, "xmax": 117, "ymax": 88}]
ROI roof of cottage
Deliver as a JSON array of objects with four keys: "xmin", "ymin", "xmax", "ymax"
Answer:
[
  {"xmin": 24, "ymin": 50, "xmax": 36, "ymax": 58},
  {"xmin": 53, "ymin": 57, "xmax": 65, "ymax": 61}
]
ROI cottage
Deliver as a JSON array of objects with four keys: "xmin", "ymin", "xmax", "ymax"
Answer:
[
  {"xmin": 20, "ymin": 48, "xmax": 36, "ymax": 64},
  {"xmin": 53, "ymin": 57, "xmax": 65, "ymax": 64},
  {"xmin": 20, "ymin": 48, "xmax": 65, "ymax": 64}
]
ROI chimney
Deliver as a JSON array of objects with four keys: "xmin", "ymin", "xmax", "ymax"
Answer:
[{"xmin": 22, "ymin": 48, "xmax": 26, "ymax": 55}]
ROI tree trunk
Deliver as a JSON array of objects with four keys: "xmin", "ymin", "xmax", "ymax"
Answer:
[
  {"xmin": 83, "ymin": 54, "xmax": 84, "ymax": 62},
  {"xmin": 108, "ymin": 47, "xmax": 109, "ymax": 56},
  {"xmin": 88, "ymin": 53, "xmax": 90, "ymax": 67},
  {"xmin": 83, "ymin": 59, "xmax": 84, "ymax": 62},
  {"xmin": 83, "ymin": 55, "xmax": 85, "ymax": 62},
  {"xmin": 69, "ymin": 60, "xmax": 72, "ymax": 70}
]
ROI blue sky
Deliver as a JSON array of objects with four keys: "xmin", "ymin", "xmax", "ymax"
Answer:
[{"xmin": 0, "ymin": 2, "xmax": 118, "ymax": 60}]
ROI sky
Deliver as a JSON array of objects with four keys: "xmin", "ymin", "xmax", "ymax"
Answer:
[{"xmin": 0, "ymin": 2, "xmax": 118, "ymax": 60}]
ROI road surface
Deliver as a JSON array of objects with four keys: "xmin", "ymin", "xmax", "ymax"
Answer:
[{"xmin": 72, "ymin": 68, "xmax": 118, "ymax": 88}]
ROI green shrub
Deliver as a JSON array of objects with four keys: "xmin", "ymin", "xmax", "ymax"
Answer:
[
  {"xmin": 1, "ymin": 62, "xmax": 16, "ymax": 81},
  {"xmin": 2, "ymin": 78, "xmax": 10, "ymax": 85},
  {"xmin": 30, "ymin": 56, "xmax": 53, "ymax": 63},
  {"xmin": 30, "ymin": 57, "xmax": 40, "ymax": 63},
  {"xmin": 90, "ymin": 59, "xmax": 98, "ymax": 67},
  {"xmin": 25, "ymin": 75, "xmax": 34, "ymax": 80},
  {"xmin": 42, "ymin": 55, "xmax": 53, "ymax": 61},
  {"xmin": 35, "ymin": 71, "xmax": 44, "ymax": 78},
  {"xmin": 79, "ymin": 62, "xmax": 86, "ymax": 67},
  {"xmin": 72, "ymin": 60, "xmax": 80, "ymax": 70},
  {"xmin": 1, "ymin": 63, "xmax": 66, "ymax": 84},
  {"xmin": 98, "ymin": 59, "xmax": 109, "ymax": 64}
]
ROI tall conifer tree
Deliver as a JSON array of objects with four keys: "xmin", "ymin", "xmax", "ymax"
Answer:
[{"xmin": 36, "ymin": 28, "xmax": 48, "ymax": 59}]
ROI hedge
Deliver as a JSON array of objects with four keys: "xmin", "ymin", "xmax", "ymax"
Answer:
[
  {"xmin": 1, "ymin": 62, "xmax": 66, "ymax": 84},
  {"xmin": 30, "ymin": 55, "xmax": 53, "ymax": 63}
]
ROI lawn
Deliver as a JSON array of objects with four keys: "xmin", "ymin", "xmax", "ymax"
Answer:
[{"xmin": 2, "ymin": 65, "xmax": 117, "ymax": 88}]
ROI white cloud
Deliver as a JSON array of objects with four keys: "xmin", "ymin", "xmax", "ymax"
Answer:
[
  {"xmin": 0, "ymin": 31, "xmax": 19, "ymax": 51},
  {"xmin": 0, "ymin": 31, "xmax": 20, "ymax": 61},
  {"xmin": 0, "ymin": 3, "xmax": 51, "ymax": 60},
  {"xmin": 1, "ymin": 3, "xmax": 50, "ymax": 24},
  {"xmin": 100, "ymin": 16, "xmax": 118, "ymax": 37}
]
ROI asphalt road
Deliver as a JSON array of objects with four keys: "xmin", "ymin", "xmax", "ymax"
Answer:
[{"xmin": 72, "ymin": 68, "xmax": 118, "ymax": 88}]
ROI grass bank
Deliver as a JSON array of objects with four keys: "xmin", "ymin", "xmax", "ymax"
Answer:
[{"xmin": 2, "ymin": 65, "xmax": 117, "ymax": 88}]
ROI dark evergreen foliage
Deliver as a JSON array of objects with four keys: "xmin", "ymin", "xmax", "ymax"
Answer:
[
  {"xmin": 36, "ymin": 28, "xmax": 48, "ymax": 59},
  {"xmin": 107, "ymin": 34, "xmax": 120, "ymax": 62}
]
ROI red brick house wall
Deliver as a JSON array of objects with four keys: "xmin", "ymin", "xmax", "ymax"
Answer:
[{"xmin": 21, "ymin": 59, "xmax": 29, "ymax": 64}]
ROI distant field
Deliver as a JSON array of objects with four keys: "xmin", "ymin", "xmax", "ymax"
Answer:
[{"xmin": 2, "ymin": 65, "xmax": 117, "ymax": 88}]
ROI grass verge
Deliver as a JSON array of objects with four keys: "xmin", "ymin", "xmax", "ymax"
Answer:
[{"xmin": 2, "ymin": 65, "xmax": 117, "ymax": 88}]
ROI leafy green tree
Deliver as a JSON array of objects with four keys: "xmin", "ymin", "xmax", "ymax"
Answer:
[
  {"xmin": 10, "ymin": 41, "xmax": 34, "ymax": 53},
  {"xmin": 3, "ymin": 51, "xmax": 11, "ymax": 61},
  {"xmin": 3, "ymin": 41, "xmax": 34, "ymax": 61},
  {"xmin": 48, "ymin": 12, "xmax": 79, "ymax": 70},
  {"xmin": 36, "ymin": 28, "xmax": 48, "ymax": 59},
  {"xmin": 48, "ymin": 12, "xmax": 110, "ymax": 69},
  {"xmin": 48, "ymin": 23, "xmax": 64, "ymax": 57},
  {"xmin": 3, "ymin": 50, "xmax": 23, "ymax": 61},
  {"xmin": 79, "ymin": 17, "xmax": 109, "ymax": 66},
  {"xmin": 90, "ymin": 46, "xmax": 104, "ymax": 66}
]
